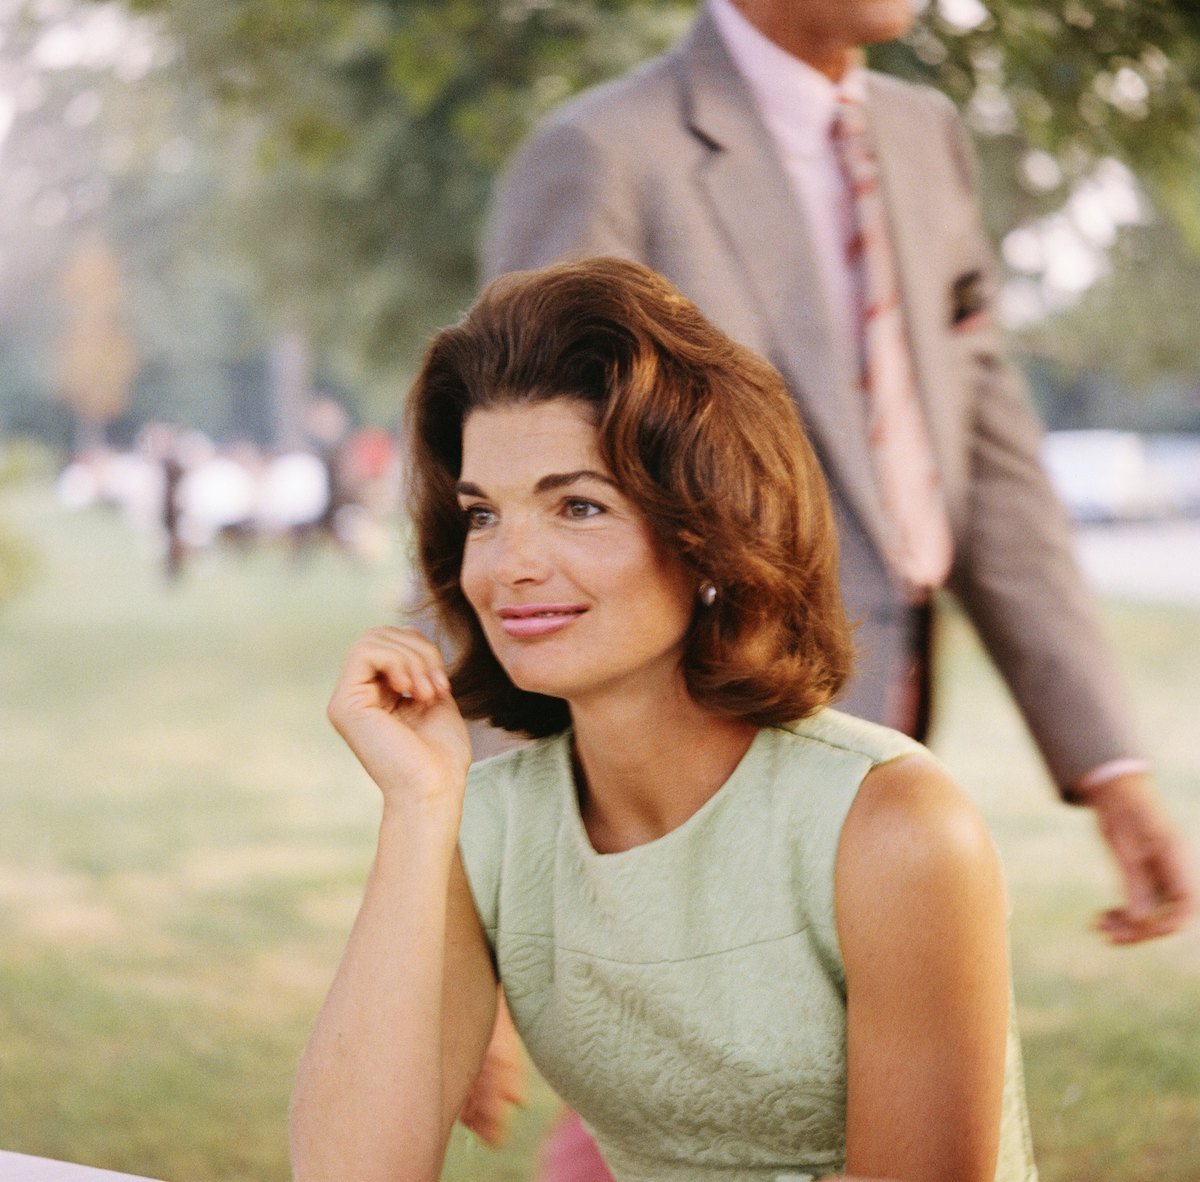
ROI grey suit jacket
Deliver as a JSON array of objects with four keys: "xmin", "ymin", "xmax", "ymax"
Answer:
[{"xmin": 481, "ymin": 6, "xmax": 1138, "ymax": 790}]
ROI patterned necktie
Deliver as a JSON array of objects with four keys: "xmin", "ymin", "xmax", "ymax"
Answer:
[{"xmin": 829, "ymin": 91, "xmax": 953, "ymax": 595}]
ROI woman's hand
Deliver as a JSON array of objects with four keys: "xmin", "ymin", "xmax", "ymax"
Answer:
[
  {"xmin": 458, "ymin": 990, "xmax": 528, "ymax": 1146},
  {"xmin": 328, "ymin": 626, "xmax": 472, "ymax": 810}
]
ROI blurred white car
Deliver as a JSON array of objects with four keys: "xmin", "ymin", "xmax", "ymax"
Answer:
[{"xmin": 1042, "ymin": 430, "xmax": 1174, "ymax": 522}]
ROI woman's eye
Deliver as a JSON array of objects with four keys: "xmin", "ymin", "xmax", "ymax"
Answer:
[
  {"xmin": 563, "ymin": 498, "xmax": 603, "ymax": 520},
  {"xmin": 463, "ymin": 505, "xmax": 497, "ymax": 531}
]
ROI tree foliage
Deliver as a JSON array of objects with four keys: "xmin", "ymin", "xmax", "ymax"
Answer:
[
  {"xmin": 0, "ymin": 0, "xmax": 1191, "ymax": 434},
  {"xmin": 117, "ymin": 0, "xmax": 692, "ymax": 413},
  {"xmin": 874, "ymin": 0, "xmax": 1200, "ymax": 247},
  {"xmin": 111, "ymin": 0, "xmax": 1200, "ymax": 398},
  {"xmin": 0, "ymin": 1, "xmax": 275, "ymax": 446},
  {"xmin": 56, "ymin": 234, "xmax": 139, "ymax": 445}
]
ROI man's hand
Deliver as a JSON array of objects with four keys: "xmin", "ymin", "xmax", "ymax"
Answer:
[
  {"xmin": 459, "ymin": 991, "xmax": 527, "ymax": 1147},
  {"xmin": 1083, "ymin": 772, "xmax": 1195, "ymax": 944}
]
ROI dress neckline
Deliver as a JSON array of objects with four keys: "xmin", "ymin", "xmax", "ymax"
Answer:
[{"xmin": 556, "ymin": 725, "xmax": 773, "ymax": 860}]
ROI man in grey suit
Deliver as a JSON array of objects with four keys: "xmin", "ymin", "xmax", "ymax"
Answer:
[
  {"xmin": 466, "ymin": 0, "xmax": 1194, "ymax": 1168},
  {"xmin": 482, "ymin": 0, "xmax": 1192, "ymax": 941}
]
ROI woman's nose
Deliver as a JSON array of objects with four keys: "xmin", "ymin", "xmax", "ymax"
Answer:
[{"xmin": 489, "ymin": 518, "xmax": 550, "ymax": 585}]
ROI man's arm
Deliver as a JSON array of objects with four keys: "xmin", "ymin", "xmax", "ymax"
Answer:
[
  {"xmin": 935, "ymin": 106, "xmax": 1194, "ymax": 941},
  {"xmin": 951, "ymin": 267, "xmax": 1195, "ymax": 944},
  {"xmin": 1077, "ymin": 770, "xmax": 1196, "ymax": 943}
]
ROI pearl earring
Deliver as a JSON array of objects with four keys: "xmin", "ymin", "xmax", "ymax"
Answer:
[{"xmin": 698, "ymin": 581, "xmax": 717, "ymax": 607}]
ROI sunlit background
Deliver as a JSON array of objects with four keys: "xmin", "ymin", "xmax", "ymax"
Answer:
[{"xmin": 1, "ymin": 2, "xmax": 1199, "ymax": 1180}]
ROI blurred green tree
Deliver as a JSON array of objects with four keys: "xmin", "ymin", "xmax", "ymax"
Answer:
[
  {"xmin": 112, "ymin": 0, "xmax": 1200, "ymax": 413},
  {"xmin": 0, "ymin": 0, "xmax": 1185, "ymax": 435},
  {"xmin": 56, "ymin": 234, "xmax": 140, "ymax": 450},
  {"xmin": 0, "ymin": 1, "xmax": 276, "ymax": 449},
  {"xmin": 873, "ymin": 0, "xmax": 1200, "ymax": 249},
  {"xmin": 873, "ymin": 0, "xmax": 1200, "ymax": 422},
  {"xmin": 114, "ymin": 0, "xmax": 693, "ymax": 416}
]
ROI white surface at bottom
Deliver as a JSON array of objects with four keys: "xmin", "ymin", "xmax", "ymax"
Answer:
[{"xmin": 0, "ymin": 1152, "xmax": 163, "ymax": 1181}]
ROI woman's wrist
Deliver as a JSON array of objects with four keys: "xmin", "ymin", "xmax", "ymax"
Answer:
[{"xmin": 377, "ymin": 788, "xmax": 465, "ymax": 849}]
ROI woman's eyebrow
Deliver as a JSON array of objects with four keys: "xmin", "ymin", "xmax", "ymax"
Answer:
[
  {"xmin": 534, "ymin": 469, "xmax": 616, "ymax": 494},
  {"xmin": 455, "ymin": 470, "xmax": 616, "ymax": 498}
]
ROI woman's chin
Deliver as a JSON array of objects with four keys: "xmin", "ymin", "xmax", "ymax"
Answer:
[
  {"xmin": 499, "ymin": 663, "xmax": 570, "ymax": 702},
  {"xmin": 512, "ymin": 678, "xmax": 572, "ymax": 703}
]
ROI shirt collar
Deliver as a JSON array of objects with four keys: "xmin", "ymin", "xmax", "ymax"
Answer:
[{"xmin": 709, "ymin": 0, "xmax": 867, "ymax": 156}]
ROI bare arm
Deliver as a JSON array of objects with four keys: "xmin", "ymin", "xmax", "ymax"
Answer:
[
  {"xmin": 289, "ymin": 627, "xmax": 499, "ymax": 1182},
  {"xmin": 836, "ymin": 756, "xmax": 1011, "ymax": 1182}
]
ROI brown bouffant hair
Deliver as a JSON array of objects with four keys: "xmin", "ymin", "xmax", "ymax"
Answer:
[{"xmin": 406, "ymin": 256, "xmax": 852, "ymax": 737}]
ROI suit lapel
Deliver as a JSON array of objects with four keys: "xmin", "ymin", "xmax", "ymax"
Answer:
[{"xmin": 669, "ymin": 10, "xmax": 890, "ymax": 556}]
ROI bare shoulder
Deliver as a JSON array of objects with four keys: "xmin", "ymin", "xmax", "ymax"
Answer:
[
  {"xmin": 837, "ymin": 754, "xmax": 1005, "ymax": 921},
  {"xmin": 834, "ymin": 763, "xmax": 1015, "ymax": 1182}
]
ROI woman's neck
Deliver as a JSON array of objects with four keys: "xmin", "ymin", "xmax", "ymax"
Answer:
[{"xmin": 569, "ymin": 684, "xmax": 757, "ymax": 855}]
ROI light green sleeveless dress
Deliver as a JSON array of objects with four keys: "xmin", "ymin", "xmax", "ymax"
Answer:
[{"xmin": 458, "ymin": 709, "xmax": 1038, "ymax": 1182}]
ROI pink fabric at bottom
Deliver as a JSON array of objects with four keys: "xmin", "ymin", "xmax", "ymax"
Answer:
[{"xmin": 537, "ymin": 1110, "xmax": 615, "ymax": 1182}]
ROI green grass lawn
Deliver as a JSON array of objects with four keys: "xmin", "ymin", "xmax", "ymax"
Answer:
[{"xmin": 1, "ymin": 482, "xmax": 1197, "ymax": 1181}]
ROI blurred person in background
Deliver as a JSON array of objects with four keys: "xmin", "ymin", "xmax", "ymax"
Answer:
[
  {"xmin": 175, "ymin": 435, "xmax": 261, "ymax": 552},
  {"xmin": 57, "ymin": 411, "xmax": 401, "ymax": 576}
]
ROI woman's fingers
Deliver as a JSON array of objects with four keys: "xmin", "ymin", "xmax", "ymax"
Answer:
[
  {"xmin": 330, "ymin": 627, "xmax": 451, "ymax": 722},
  {"xmin": 326, "ymin": 627, "xmax": 472, "ymax": 803}
]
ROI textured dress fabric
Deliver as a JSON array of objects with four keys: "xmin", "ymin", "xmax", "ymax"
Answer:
[{"xmin": 458, "ymin": 709, "xmax": 1038, "ymax": 1182}]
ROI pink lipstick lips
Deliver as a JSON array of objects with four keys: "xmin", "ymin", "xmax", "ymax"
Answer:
[{"xmin": 496, "ymin": 604, "xmax": 587, "ymax": 638}]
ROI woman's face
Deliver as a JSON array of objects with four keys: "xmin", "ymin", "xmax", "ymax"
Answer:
[{"xmin": 457, "ymin": 398, "xmax": 696, "ymax": 709}]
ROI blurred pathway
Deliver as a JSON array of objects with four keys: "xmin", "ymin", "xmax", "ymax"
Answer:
[{"xmin": 1073, "ymin": 519, "xmax": 1200, "ymax": 605}]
